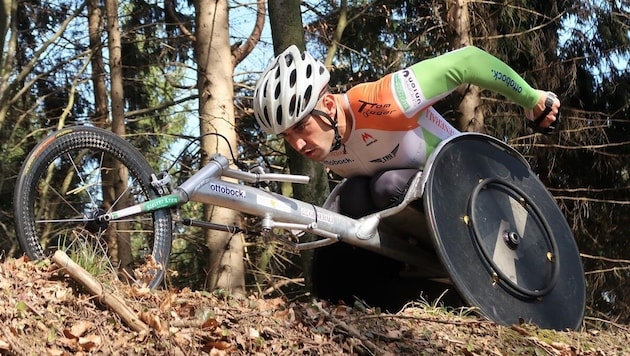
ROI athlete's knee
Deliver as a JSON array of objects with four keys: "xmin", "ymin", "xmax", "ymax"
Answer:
[{"xmin": 370, "ymin": 169, "xmax": 419, "ymax": 208}]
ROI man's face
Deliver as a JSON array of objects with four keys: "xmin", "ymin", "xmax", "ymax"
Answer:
[{"xmin": 279, "ymin": 112, "xmax": 334, "ymax": 162}]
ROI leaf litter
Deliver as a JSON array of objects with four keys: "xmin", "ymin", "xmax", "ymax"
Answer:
[{"xmin": 1, "ymin": 256, "xmax": 628, "ymax": 355}]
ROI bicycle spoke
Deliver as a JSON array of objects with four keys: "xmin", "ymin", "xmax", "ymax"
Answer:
[{"xmin": 68, "ymin": 151, "xmax": 101, "ymax": 209}]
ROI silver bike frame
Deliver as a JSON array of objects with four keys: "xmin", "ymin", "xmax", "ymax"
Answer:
[{"xmin": 100, "ymin": 133, "xmax": 515, "ymax": 278}]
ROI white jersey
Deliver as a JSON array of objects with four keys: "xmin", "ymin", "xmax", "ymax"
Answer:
[{"xmin": 320, "ymin": 46, "xmax": 540, "ymax": 178}]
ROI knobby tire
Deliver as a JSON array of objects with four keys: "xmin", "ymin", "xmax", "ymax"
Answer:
[{"xmin": 14, "ymin": 126, "xmax": 172, "ymax": 289}]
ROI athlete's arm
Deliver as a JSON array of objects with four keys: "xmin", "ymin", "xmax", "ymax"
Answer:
[{"xmin": 410, "ymin": 46, "xmax": 540, "ymax": 110}]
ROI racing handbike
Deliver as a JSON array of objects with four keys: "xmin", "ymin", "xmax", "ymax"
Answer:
[{"xmin": 14, "ymin": 125, "xmax": 586, "ymax": 330}]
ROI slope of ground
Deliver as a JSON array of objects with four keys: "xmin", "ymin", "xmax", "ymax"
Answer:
[{"xmin": 1, "ymin": 256, "xmax": 628, "ymax": 356}]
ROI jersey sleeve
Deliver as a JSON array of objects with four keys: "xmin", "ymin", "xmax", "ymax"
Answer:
[{"xmin": 409, "ymin": 46, "xmax": 540, "ymax": 110}]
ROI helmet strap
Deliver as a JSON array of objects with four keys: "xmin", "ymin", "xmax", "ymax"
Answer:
[{"xmin": 311, "ymin": 109, "xmax": 344, "ymax": 152}]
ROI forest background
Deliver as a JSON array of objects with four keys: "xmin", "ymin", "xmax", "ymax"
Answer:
[{"xmin": 0, "ymin": 0, "xmax": 629, "ymax": 327}]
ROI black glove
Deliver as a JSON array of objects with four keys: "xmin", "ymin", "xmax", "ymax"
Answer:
[{"xmin": 527, "ymin": 92, "xmax": 560, "ymax": 135}]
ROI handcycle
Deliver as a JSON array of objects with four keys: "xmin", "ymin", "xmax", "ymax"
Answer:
[{"xmin": 14, "ymin": 125, "xmax": 586, "ymax": 330}]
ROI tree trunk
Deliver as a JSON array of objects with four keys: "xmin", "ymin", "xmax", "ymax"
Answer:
[
  {"xmin": 447, "ymin": 0, "xmax": 484, "ymax": 133},
  {"xmin": 88, "ymin": 0, "xmax": 108, "ymax": 127},
  {"xmin": 194, "ymin": 0, "xmax": 245, "ymax": 296},
  {"xmin": 0, "ymin": 0, "xmax": 15, "ymax": 132},
  {"xmin": 268, "ymin": 0, "xmax": 330, "ymax": 205},
  {"xmin": 267, "ymin": 0, "xmax": 331, "ymax": 292},
  {"xmin": 104, "ymin": 0, "xmax": 132, "ymax": 271}
]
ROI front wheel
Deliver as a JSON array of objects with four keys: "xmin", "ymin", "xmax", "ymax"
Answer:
[{"xmin": 14, "ymin": 126, "xmax": 172, "ymax": 289}]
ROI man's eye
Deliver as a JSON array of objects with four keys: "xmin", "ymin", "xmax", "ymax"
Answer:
[{"xmin": 296, "ymin": 121, "xmax": 308, "ymax": 131}]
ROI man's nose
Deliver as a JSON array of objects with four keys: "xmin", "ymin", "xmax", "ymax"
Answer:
[{"xmin": 286, "ymin": 135, "xmax": 306, "ymax": 151}]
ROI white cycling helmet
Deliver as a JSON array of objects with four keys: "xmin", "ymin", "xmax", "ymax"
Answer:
[{"xmin": 253, "ymin": 45, "xmax": 330, "ymax": 134}]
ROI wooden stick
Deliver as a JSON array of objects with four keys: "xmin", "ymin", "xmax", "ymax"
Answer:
[
  {"xmin": 312, "ymin": 301, "xmax": 385, "ymax": 355},
  {"xmin": 52, "ymin": 250, "xmax": 149, "ymax": 332}
]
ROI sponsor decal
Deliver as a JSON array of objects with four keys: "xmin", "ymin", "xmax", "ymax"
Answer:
[
  {"xmin": 145, "ymin": 195, "xmax": 179, "ymax": 211},
  {"xmin": 257, "ymin": 195, "xmax": 291, "ymax": 212},
  {"xmin": 393, "ymin": 73, "xmax": 408, "ymax": 111},
  {"xmin": 393, "ymin": 69, "xmax": 424, "ymax": 114},
  {"xmin": 360, "ymin": 132, "xmax": 378, "ymax": 146},
  {"xmin": 425, "ymin": 110, "xmax": 457, "ymax": 137},
  {"xmin": 209, "ymin": 183, "xmax": 246, "ymax": 198},
  {"xmin": 370, "ymin": 144, "xmax": 400, "ymax": 163},
  {"xmin": 402, "ymin": 69, "xmax": 423, "ymax": 105},
  {"xmin": 491, "ymin": 69, "xmax": 523, "ymax": 93},
  {"xmin": 357, "ymin": 100, "xmax": 396, "ymax": 117},
  {"xmin": 322, "ymin": 157, "xmax": 355, "ymax": 166},
  {"xmin": 299, "ymin": 207, "xmax": 334, "ymax": 224}
]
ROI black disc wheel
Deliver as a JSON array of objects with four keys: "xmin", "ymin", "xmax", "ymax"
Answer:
[
  {"xmin": 423, "ymin": 133, "xmax": 585, "ymax": 330},
  {"xmin": 14, "ymin": 126, "xmax": 172, "ymax": 289}
]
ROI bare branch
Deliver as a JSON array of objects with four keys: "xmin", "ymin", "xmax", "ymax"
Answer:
[{"xmin": 232, "ymin": 0, "xmax": 266, "ymax": 66}]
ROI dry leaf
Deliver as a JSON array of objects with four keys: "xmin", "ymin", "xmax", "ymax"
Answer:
[
  {"xmin": 256, "ymin": 297, "xmax": 285, "ymax": 311},
  {"xmin": 0, "ymin": 339, "xmax": 10, "ymax": 351},
  {"xmin": 312, "ymin": 334, "xmax": 324, "ymax": 344},
  {"xmin": 273, "ymin": 307, "xmax": 295, "ymax": 324},
  {"xmin": 550, "ymin": 341, "xmax": 571, "ymax": 350},
  {"xmin": 202, "ymin": 317, "xmax": 219, "ymax": 330},
  {"xmin": 78, "ymin": 334, "xmax": 102, "ymax": 351},
  {"xmin": 56, "ymin": 336, "xmax": 78, "ymax": 348},
  {"xmin": 247, "ymin": 327, "xmax": 260, "ymax": 340},
  {"xmin": 54, "ymin": 288, "xmax": 68, "ymax": 300},
  {"xmin": 159, "ymin": 293, "xmax": 175, "ymax": 313},
  {"xmin": 130, "ymin": 286, "xmax": 151, "ymax": 297},
  {"xmin": 172, "ymin": 330, "xmax": 192, "ymax": 345},
  {"xmin": 385, "ymin": 329, "xmax": 402, "ymax": 339},
  {"xmin": 208, "ymin": 348, "xmax": 227, "ymax": 356},
  {"xmin": 45, "ymin": 347, "xmax": 64, "ymax": 356},
  {"xmin": 139, "ymin": 311, "xmax": 167, "ymax": 334},
  {"xmin": 332, "ymin": 305, "xmax": 348, "ymax": 318},
  {"xmin": 204, "ymin": 340, "xmax": 233, "ymax": 352},
  {"xmin": 64, "ymin": 320, "xmax": 92, "ymax": 339}
]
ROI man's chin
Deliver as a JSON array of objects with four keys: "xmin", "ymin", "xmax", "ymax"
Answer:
[{"xmin": 304, "ymin": 150, "xmax": 327, "ymax": 162}]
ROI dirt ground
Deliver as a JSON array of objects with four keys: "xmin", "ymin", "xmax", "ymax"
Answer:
[{"xmin": 1, "ymin": 256, "xmax": 629, "ymax": 356}]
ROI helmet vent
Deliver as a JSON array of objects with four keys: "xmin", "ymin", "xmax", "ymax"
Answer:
[
  {"xmin": 284, "ymin": 53, "xmax": 293, "ymax": 66},
  {"xmin": 274, "ymin": 82, "xmax": 281, "ymax": 99},
  {"xmin": 306, "ymin": 64, "xmax": 312, "ymax": 78},
  {"xmin": 275, "ymin": 106, "xmax": 283, "ymax": 125},
  {"xmin": 303, "ymin": 86, "xmax": 313, "ymax": 108},
  {"xmin": 289, "ymin": 69, "xmax": 297, "ymax": 87},
  {"xmin": 289, "ymin": 95, "xmax": 297, "ymax": 115},
  {"xmin": 263, "ymin": 107, "xmax": 271, "ymax": 126}
]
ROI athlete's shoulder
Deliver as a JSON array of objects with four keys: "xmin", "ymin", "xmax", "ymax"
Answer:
[{"xmin": 345, "ymin": 73, "xmax": 395, "ymax": 99}]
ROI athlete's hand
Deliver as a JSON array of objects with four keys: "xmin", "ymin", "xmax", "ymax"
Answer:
[{"xmin": 526, "ymin": 90, "xmax": 560, "ymax": 135}]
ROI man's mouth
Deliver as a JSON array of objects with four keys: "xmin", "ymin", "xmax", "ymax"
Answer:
[{"xmin": 302, "ymin": 147, "xmax": 317, "ymax": 158}]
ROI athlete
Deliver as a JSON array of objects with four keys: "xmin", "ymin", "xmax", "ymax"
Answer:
[{"xmin": 253, "ymin": 45, "xmax": 560, "ymax": 218}]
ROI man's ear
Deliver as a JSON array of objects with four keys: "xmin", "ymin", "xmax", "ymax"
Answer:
[{"xmin": 320, "ymin": 93, "xmax": 336, "ymax": 115}]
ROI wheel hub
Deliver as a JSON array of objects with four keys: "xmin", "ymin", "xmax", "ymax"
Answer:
[{"xmin": 84, "ymin": 209, "xmax": 109, "ymax": 233}]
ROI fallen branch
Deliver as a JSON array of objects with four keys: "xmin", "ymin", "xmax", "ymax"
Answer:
[
  {"xmin": 52, "ymin": 250, "xmax": 149, "ymax": 332},
  {"xmin": 261, "ymin": 277, "xmax": 304, "ymax": 296},
  {"xmin": 312, "ymin": 301, "xmax": 386, "ymax": 355}
]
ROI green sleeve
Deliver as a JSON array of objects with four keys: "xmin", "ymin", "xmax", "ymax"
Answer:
[{"xmin": 410, "ymin": 46, "xmax": 539, "ymax": 109}]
